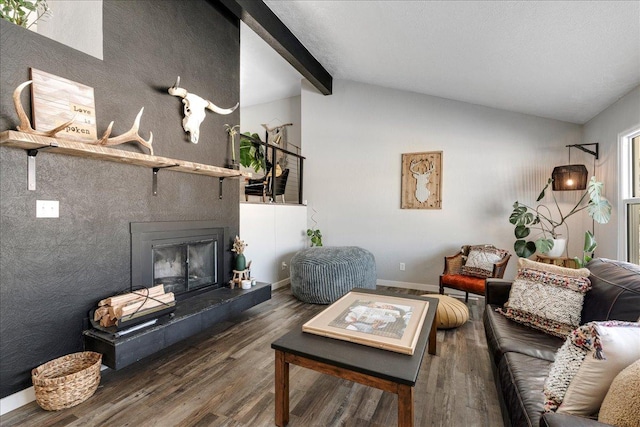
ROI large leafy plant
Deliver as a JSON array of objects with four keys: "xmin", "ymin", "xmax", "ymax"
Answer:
[
  {"xmin": 239, "ymin": 132, "xmax": 265, "ymax": 173},
  {"xmin": 1, "ymin": 0, "xmax": 51, "ymax": 28},
  {"xmin": 509, "ymin": 176, "xmax": 612, "ymax": 258}
]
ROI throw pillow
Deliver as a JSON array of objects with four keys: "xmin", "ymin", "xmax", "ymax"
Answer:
[
  {"xmin": 461, "ymin": 245, "xmax": 506, "ymax": 278},
  {"xmin": 496, "ymin": 258, "xmax": 591, "ymax": 338},
  {"xmin": 598, "ymin": 359, "xmax": 640, "ymax": 427},
  {"xmin": 543, "ymin": 321, "xmax": 640, "ymax": 416}
]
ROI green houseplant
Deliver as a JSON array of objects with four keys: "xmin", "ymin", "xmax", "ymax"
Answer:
[
  {"xmin": 574, "ymin": 230, "xmax": 597, "ymax": 268},
  {"xmin": 239, "ymin": 132, "xmax": 265, "ymax": 173},
  {"xmin": 1, "ymin": 0, "xmax": 51, "ymax": 28},
  {"xmin": 306, "ymin": 207, "xmax": 323, "ymax": 247},
  {"xmin": 306, "ymin": 228, "xmax": 323, "ymax": 247},
  {"xmin": 509, "ymin": 176, "xmax": 612, "ymax": 259}
]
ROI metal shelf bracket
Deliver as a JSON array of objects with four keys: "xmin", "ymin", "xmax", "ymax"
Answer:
[
  {"xmin": 26, "ymin": 143, "xmax": 58, "ymax": 191},
  {"xmin": 152, "ymin": 164, "xmax": 179, "ymax": 196}
]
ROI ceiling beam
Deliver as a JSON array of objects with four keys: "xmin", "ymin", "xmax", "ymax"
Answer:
[{"xmin": 216, "ymin": 0, "xmax": 332, "ymax": 95}]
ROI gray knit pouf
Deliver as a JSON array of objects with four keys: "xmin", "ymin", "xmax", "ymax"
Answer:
[{"xmin": 290, "ymin": 246, "xmax": 377, "ymax": 304}]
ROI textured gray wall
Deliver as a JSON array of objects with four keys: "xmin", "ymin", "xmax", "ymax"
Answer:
[{"xmin": 0, "ymin": 0, "xmax": 240, "ymax": 398}]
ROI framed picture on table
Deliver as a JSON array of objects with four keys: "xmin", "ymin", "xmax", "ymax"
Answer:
[{"xmin": 302, "ymin": 291, "xmax": 430, "ymax": 355}]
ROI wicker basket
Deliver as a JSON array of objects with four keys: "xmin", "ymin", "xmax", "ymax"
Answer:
[{"xmin": 32, "ymin": 351, "xmax": 102, "ymax": 411}]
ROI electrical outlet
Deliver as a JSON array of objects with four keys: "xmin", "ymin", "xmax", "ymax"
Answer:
[
  {"xmin": 36, "ymin": 200, "xmax": 59, "ymax": 218},
  {"xmin": 399, "ymin": 262, "xmax": 405, "ymax": 271},
  {"xmin": 281, "ymin": 261, "xmax": 288, "ymax": 270}
]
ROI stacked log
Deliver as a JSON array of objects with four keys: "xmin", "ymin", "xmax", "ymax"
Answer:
[{"xmin": 94, "ymin": 285, "xmax": 174, "ymax": 327}]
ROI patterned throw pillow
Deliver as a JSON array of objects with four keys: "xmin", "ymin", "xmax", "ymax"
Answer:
[
  {"xmin": 544, "ymin": 321, "xmax": 640, "ymax": 416},
  {"xmin": 461, "ymin": 245, "xmax": 507, "ymax": 278},
  {"xmin": 496, "ymin": 258, "xmax": 591, "ymax": 338}
]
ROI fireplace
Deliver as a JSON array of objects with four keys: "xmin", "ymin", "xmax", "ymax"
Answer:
[
  {"xmin": 131, "ymin": 221, "xmax": 226, "ymax": 298},
  {"xmin": 87, "ymin": 220, "xmax": 270, "ymax": 370}
]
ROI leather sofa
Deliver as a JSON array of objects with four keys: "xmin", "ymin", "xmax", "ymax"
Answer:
[{"xmin": 483, "ymin": 258, "xmax": 640, "ymax": 426}]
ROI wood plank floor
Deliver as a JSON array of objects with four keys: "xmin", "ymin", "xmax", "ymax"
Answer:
[{"xmin": 1, "ymin": 287, "xmax": 503, "ymax": 427}]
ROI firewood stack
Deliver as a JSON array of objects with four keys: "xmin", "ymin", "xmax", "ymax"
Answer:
[{"xmin": 94, "ymin": 285, "xmax": 175, "ymax": 327}]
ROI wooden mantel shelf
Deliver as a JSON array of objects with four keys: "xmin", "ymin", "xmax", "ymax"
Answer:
[{"xmin": 0, "ymin": 130, "xmax": 250, "ymax": 179}]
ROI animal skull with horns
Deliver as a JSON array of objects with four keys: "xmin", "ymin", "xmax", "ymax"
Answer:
[{"xmin": 168, "ymin": 76, "xmax": 239, "ymax": 144}]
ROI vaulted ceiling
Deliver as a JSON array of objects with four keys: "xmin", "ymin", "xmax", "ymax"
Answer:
[{"xmin": 242, "ymin": 1, "xmax": 640, "ymax": 124}]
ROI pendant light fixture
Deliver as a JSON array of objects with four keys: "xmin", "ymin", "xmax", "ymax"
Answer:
[{"xmin": 552, "ymin": 143, "xmax": 599, "ymax": 191}]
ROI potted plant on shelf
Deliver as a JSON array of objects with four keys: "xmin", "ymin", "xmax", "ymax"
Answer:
[
  {"xmin": 224, "ymin": 124, "xmax": 240, "ymax": 170},
  {"xmin": 509, "ymin": 176, "xmax": 611, "ymax": 259}
]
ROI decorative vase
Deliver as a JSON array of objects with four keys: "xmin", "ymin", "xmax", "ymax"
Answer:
[
  {"xmin": 546, "ymin": 238, "xmax": 567, "ymax": 258},
  {"xmin": 235, "ymin": 253, "xmax": 246, "ymax": 271}
]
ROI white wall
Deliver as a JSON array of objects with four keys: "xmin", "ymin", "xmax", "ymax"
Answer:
[
  {"xmin": 36, "ymin": 0, "xmax": 103, "ymax": 60},
  {"xmin": 239, "ymin": 96, "xmax": 305, "ymax": 286},
  {"xmin": 241, "ymin": 96, "xmax": 301, "ymax": 149},
  {"xmin": 239, "ymin": 96, "xmax": 306, "ymax": 287},
  {"xmin": 582, "ymin": 85, "xmax": 640, "ymax": 259},
  {"xmin": 240, "ymin": 96, "xmax": 302, "ymax": 203},
  {"xmin": 301, "ymin": 79, "xmax": 584, "ymax": 285},
  {"xmin": 239, "ymin": 203, "xmax": 307, "ymax": 286}
]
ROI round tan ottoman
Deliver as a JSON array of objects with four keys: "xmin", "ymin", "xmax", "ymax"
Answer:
[{"xmin": 422, "ymin": 294, "xmax": 469, "ymax": 329}]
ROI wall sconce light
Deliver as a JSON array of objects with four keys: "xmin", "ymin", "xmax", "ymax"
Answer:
[{"xmin": 552, "ymin": 143, "xmax": 599, "ymax": 191}]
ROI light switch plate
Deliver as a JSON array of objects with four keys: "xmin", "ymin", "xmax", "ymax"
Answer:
[{"xmin": 36, "ymin": 200, "xmax": 59, "ymax": 218}]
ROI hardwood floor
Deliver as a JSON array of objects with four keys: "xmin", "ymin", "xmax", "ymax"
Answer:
[{"xmin": 1, "ymin": 287, "xmax": 503, "ymax": 427}]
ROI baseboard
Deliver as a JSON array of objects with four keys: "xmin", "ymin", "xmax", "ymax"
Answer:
[
  {"xmin": 271, "ymin": 277, "xmax": 290, "ymax": 290},
  {"xmin": 0, "ymin": 364, "xmax": 111, "ymax": 416},
  {"xmin": 271, "ymin": 278, "xmax": 471, "ymax": 298},
  {"xmin": 376, "ymin": 279, "xmax": 477, "ymax": 300},
  {"xmin": 0, "ymin": 386, "xmax": 35, "ymax": 416}
]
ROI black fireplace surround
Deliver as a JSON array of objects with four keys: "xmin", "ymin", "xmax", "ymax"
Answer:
[
  {"xmin": 131, "ymin": 221, "xmax": 226, "ymax": 299},
  {"xmin": 83, "ymin": 219, "xmax": 271, "ymax": 369}
]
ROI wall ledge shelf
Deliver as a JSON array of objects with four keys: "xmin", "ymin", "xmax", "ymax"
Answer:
[{"xmin": 0, "ymin": 130, "xmax": 250, "ymax": 179}]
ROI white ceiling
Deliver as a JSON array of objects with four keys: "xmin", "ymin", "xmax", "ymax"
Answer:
[{"xmin": 242, "ymin": 1, "xmax": 640, "ymax": 124}]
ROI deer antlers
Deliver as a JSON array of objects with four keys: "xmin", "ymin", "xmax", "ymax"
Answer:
[
  {"xmin": 92, "ymin": 108, "xmax": 154, "ymax": 155},
  {"xmin": 13, "ymin": 81, "xmax": 75, "ymax": 137},
  {"xmin": 409, "ymin": 159, "xmax": 434, "ymax": 175},
  {"xmin": 12, "ymin": 80, "xmax": 154, "ymax": 156}
]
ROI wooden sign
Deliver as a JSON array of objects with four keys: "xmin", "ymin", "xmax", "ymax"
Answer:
[
  {"xmin": 30, "ymin": 68, "xmax": 97, "ymax": 141},
  {"xmin": 401, "ymin": 151, "xmax": 442, "ymax": 209}
]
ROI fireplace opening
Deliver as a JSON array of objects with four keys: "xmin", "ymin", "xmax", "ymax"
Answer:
[
  {"xmin": 131, "ymin": 221, "xmax": 226, "ymax": 298},
  {"xmin": 152, "ymin": 239, "xmax": 217, "ymax": 294}
]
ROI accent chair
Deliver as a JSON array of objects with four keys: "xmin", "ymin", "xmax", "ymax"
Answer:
[{"xmin": 439, "ymin": 244, "xmax": 511, "ymax": 302}]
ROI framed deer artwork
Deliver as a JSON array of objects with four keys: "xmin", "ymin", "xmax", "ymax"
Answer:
[{"xmin": 401, "ymin": 151, "xmax": 442, "ymax": 209}]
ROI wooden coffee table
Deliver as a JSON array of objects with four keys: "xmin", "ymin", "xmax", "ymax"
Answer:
[{"xmin": 271, "ymin": 288, "xmax": 438, "ymax": 427}]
